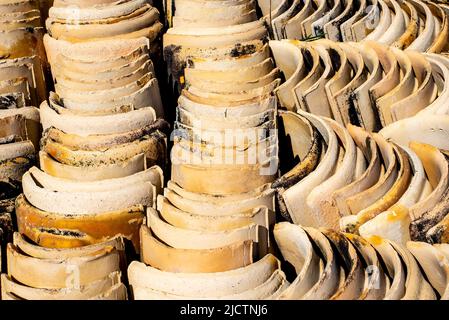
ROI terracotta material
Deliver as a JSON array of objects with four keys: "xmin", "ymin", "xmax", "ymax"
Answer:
[
  {"xmin": 301, "ymin": 227, "xmax": 341, "ymax": 299},
  {"xmin": 366, "ymin": 235, "xmax": 408, "ymax": 299},
  {"xmin": 1, "ymin": 271, "xmax": 125, "ymax": 300},
  {"xmin": 332, "ymin": 125, "xmax": 382, "ymax": 216},
  {"xmin": 39, "ymin": 151, "xmax": 146, "ymax": 181},
  {"xmin": 269, "ymin": 40, "xmax": 305, "ymax": 110},
  {"xmin": 359, "ymin": 145, "xmax": 430, "ymax": 244},
  {"xmin": 40, "ymin": 101, "xmax": 157, "ymax": 136},
  {"xmin": 7, "ymin": 243, "xmax": 120, "ymax": 289},
  {"xmin": 140, "ymin": 224, "xmax": 253, "ymax": 273},
  {"xmin": 345, "ymin": 233, "xmax": 388, "ymax": 299},
  {"xmin": 158, "ymin": 196, "xmax": 271, "ymax": 233},
  {"xmin": 274, "ymin": 223, "xmax": 321, "ymax": 299},
  {"xmin": 281, "ymin": 111, "xmax": 340, "ymax": 226},
  {"xmin": 322, "ymin": 229, "xmax": 365, "ymax": 300},
  {"xmin": 16, "ymin": 194, "xmax": 144, "ymax": 250},
  {"xmin": 128, "ymin": 253, "xmax": 281, "ymax": 298}
]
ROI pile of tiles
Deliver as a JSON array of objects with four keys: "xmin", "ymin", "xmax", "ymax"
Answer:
[
  {"xmin": 128, "ymin": 254, "xmax": 288, "ymax": 300},
  {"xmin": 0, "ymin": 0, "xmax": 46, "ymax": 273},
  {"xmin": 0, "ymin": 108, "xmax": 39, "ymax": 273},
  {"xmin": 44, "ymin": 0, "xmax": 165, "ymax": 83},
  {"xmin": 0, "ymin": 0, "xmax": 48, "ymax": 70},
  {"xmin": 2, "ymin": 0, "xmax": 449, "ymax": 302},
  {"xmin": 163, "ymin": 0, "xmax": 268, "ymax": 93},
  {"xmin": 266, "ymin": 0, "xmax": 449, "ymax": 54},
  {"xmin": 379, "ymin": 109, "xmax": 449, "ymax": 245},
  {"xmin": 274, "ymin": 222, "xmax": 449, "ymax": 299},
  {"xmin": 166, "ymin": 0, "xmax": 259, "ymax": 27},
  {"xmin": 26, "ymin": 28, "xmax": 166, "ymax": 251},
  {"xmin": 2, "ymin": 232, "xmax": 128, "ymax": 299},
  {"xmin": 46, "ymin": 0, "xmax": 163, "ymax": 54},
  {"xmin": 0, "ymin": 0, "xmax": 168, "ymax": 300},
  {"xmin": 129, "ymin": 2, "xmax": 289, "ymax": 299},
  {"xmin": 0, "ymin": 0, "xmax": 47, "ymax": 115},
  {"xmin": 129, "ymin": 253, "xmax": 287, "ymax": 299},
  {"xmin": 275, "ymin": 109, "xmax": 449, "ymax": 246},
  {"xmin": 269, "ymin": 39, "xmax": 448, "ymax": 131}
]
